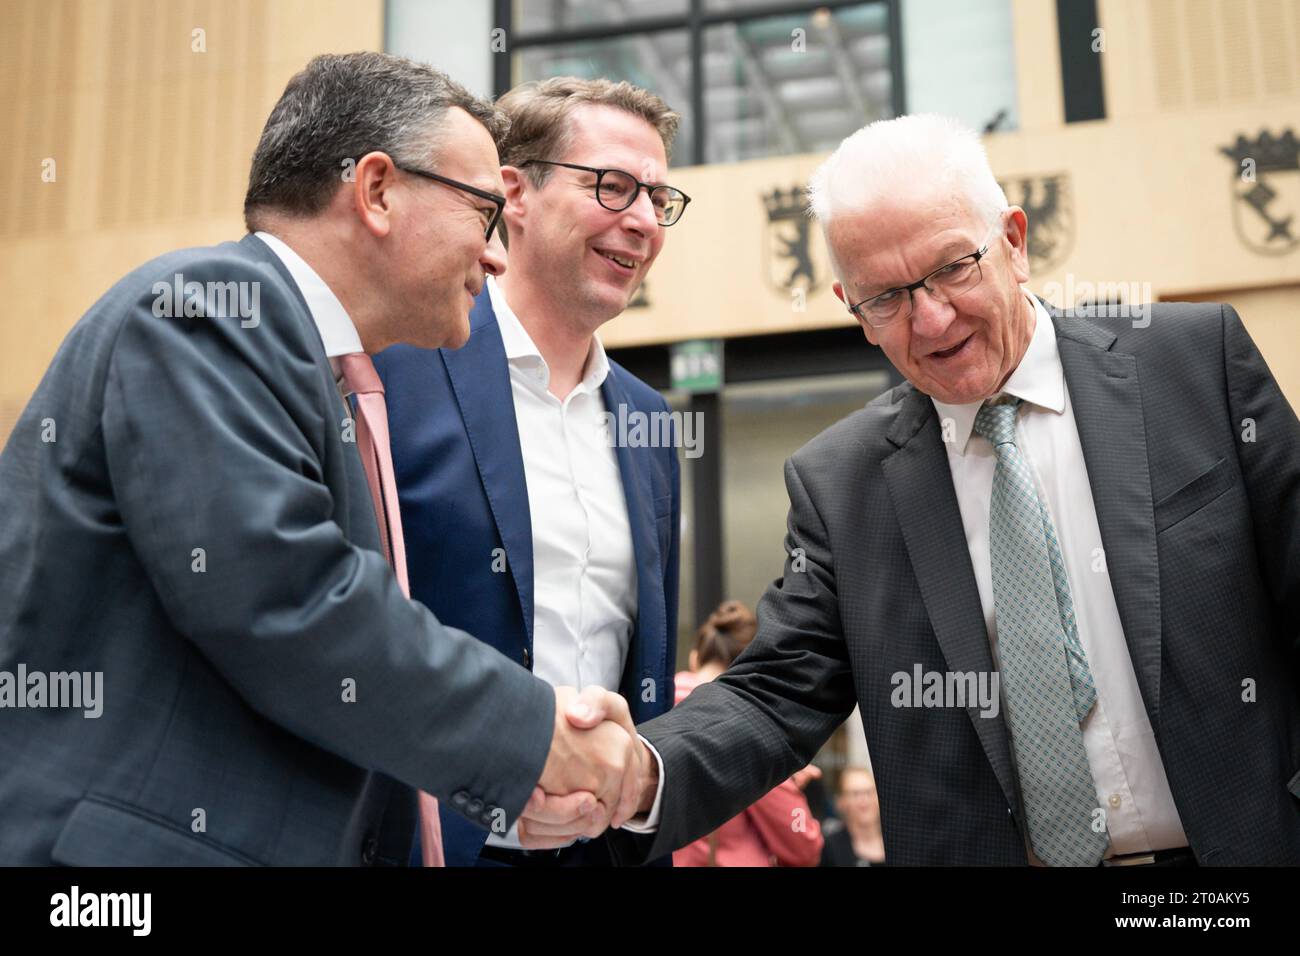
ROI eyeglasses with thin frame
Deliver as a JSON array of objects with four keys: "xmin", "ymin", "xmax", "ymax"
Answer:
[
  {"xmin": 393, "ymin": 163, "xmax": 505, "ymax": 242},
  {"xmin": 519, "ymin": 160, "xmax": 692, "ymax": 226},
  {"xmin": 846, "ymin": 217, "xmax": 1006, "ymax": 328}
]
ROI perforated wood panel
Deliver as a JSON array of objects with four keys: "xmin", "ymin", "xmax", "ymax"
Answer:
[
  {"xmin": 0, "ymin": 0, "xmax": 80, "ymax": 238},
  {"xmin": 0, "ymin": 0, "xmax": 275, "ymax": 237},
  {"xmin": 1147, "ymin": 0, "xmax": 1300, "ymax": 110},
  {"xmin": 0, "ymin": 0, "xmax": 383, "ymax": 447}
]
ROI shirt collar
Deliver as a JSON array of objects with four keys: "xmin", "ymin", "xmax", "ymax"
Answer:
[
  {"xmin": 486, "ymin": 274, "xmax": 610, "ymax": 393},
  {"xmin": 254, "ymin": 231, "xmax": 363, "ymax": 374},
  {"xmin": 930, "ymin": 292, "xmax": 1066, "ymax": 454}
]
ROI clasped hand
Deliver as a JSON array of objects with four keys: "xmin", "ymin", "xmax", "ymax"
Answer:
[{"xmin": 520, "ymin": 686, "xmax": 655, "ymax": 849}]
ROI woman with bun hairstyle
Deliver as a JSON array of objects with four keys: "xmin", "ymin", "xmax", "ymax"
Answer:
[{"xmin": 672, "ymin": 600, "xmax": 825, "ymax": 867}]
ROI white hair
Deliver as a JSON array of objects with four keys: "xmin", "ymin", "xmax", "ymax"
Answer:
[{"xmin": 807, "ymin": 114, "xmax": 1008, "ymax": 277}]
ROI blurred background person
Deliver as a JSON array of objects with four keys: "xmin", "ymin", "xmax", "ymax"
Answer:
[
  {"xmin": 820, "ymin": 766, "xmax": 886, "ymax": 867},
  {"xmin": 672, "ymin": 600, "xmax": 824, "ymax": 867}
]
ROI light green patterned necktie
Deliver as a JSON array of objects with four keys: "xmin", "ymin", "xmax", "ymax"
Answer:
[{"xmin": 974, "ymin": 398, "xmax": 1109, "ymax": 867}]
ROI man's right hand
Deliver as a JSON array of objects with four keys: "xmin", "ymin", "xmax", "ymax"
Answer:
[{"xmin": 524, "ymin": 686, "xmax": 646, "ymax": 848}]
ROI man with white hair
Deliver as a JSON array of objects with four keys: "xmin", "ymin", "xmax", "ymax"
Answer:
[{"xmin": 524, "ymin": 114, "xmax": 1300, "ymax": 866}]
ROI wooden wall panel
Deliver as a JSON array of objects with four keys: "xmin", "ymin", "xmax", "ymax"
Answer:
[{"xmin": 0, "ymin": 0, "xmax": 383, "ymax": 444}]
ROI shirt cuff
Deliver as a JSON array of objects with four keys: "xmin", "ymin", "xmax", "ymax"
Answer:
[{"xmin": 619, "ymin": 735, "xmax": 664, "ymax": 833}]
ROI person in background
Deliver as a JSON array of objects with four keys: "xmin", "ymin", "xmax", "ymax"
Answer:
[
  {"xmin": 672, "ymin": 601, "xmax": 824, "ymax": 867},
  {"xmin": 820, "ymin": 766, "xmax": 886, "ymax": 866}
]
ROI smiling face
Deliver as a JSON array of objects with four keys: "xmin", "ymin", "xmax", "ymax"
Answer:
[
  {"xmin": 506, "ymin": 104, "xmax": 668, "ymax": 331},
  {"xmin": 829, "ymin": 188, "xmax": 1034, "ymax": 405},
  {"xmin": 390, "ymin": 106, "xmax": 507, "ymax": 350}
]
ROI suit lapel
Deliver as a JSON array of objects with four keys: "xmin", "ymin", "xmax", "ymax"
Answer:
[
  {"xmin": 240, "ymin": 233, "xmax": 339, "ymax": 407},
  {"xmin": 1052, "ymin": 310, "xmax": 1163, "ymax": 729},
  {"xmin": 880, "ymin": 308, "xmax": 1165, "ymax": 814},
  {"xmin": 881, "ymin": 389, "xmax": 1021, "ymax": 814},
  {"xmin": 239, "ymin": 234, "xmax": 374, "ymax": 548},
  {"xmin": 601, "ymin": 369, "xmax": 666, "ymax": 714},
  {"xmin": 442, "ymin": 297, "xmax": 536, "ymax": 644}
]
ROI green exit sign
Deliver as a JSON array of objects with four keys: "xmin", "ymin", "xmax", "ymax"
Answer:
[{"xmin": 670, "ymin": 339, "xmax": 723, "ymax": 392}]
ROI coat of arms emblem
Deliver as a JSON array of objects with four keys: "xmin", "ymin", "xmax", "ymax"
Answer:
[{"xmin": 1219, "ymin": 129, "xmax": 1300, "ymax": 256}]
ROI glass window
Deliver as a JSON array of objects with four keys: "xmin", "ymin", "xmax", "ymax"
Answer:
[
  {"xmin": 901, "ymin": 0, "xmax": 1019, "ymax": 133},
  {"xmin": 702, "ymin": 3, "xmax": 893, "ymax": 163},
  {"xmin": 509, "ymin": 1, "xmax": 897, "ymax": 166},
  {"xmin": 514, "ymin": 0, "xmax": 689, "ymax": 34},
  {"xmin": 703, "ymin": 0, "xmax": 819, "ymax": 10},
  {"xmin": 514, "ymin": 31, "xmax": 696, "ymax": 166}
]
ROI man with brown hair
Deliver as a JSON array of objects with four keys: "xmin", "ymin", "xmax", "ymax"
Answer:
[{"xmin": 373, "ymin": 77, "xmax": 690, "ymax": 866}]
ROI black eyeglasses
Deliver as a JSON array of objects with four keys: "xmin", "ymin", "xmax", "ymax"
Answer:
[
  {"xmin": 847, "ymin": 219, "xmax": 1003, "ymax": 328},
  {"xmin": 519, "ymin": 160, "xmax": 691, "ymax": 226},
  {"xmin": 394, "ymin": 163, "xmax": 505, "ymax": 242}
]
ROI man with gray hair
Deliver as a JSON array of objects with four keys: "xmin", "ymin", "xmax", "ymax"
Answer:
[
  {"xmin": 0, "ymin": 52, "xmax": 644, "ymax": 866},
  {"xmin": 532, "ymin": 113, "xmax": 1300, "ymax": 866}
]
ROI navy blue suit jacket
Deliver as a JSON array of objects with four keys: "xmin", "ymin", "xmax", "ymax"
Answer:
[{"xmin": 374, "ymin": 289, "xmax": 680, "ymax": 866}]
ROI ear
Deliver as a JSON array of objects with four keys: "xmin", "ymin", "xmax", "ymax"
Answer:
[
  {"xmin": 688, "ymin": 649, "xmax": 699, "ymax": 672},
  {"xmin": 1002, "ymin": 206, "xmax": 1031, "ymax": 284},
  {"xmin": 352, "ymin": 151, "xmax": 400, "ymax": 239},
  {"xmin": 835, "ymin": 279, "xmax": 879, "ymax": 346},
  {"xmin": 500, "ymin": 166, "xmax": 528, "ymax": 231}
]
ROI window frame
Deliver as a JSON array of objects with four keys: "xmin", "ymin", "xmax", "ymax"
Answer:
[{"xmin": 494, "ymin": 0, "xmax": 906, "ymax": 167}]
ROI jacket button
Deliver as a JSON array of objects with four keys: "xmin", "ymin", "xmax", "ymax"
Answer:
[
  {"xmin": 360, "ymin": 832, "xmax": 378, "ymax": 865},
  {"xmin": 522, "ymin": 647, "xmax": 531, "ymax": 668}
]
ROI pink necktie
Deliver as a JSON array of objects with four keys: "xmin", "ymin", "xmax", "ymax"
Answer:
[{"xmin": 338, "ymin": 352, "xmax": 445, "ymax": 868}]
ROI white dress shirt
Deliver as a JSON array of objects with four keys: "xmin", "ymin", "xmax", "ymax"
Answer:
[
  {"xmin": 933, "ymin": 292, "xmax": 1187, "ymax": 860},
  {"xmin": 255, "ymin": 243, "xmax": 640, "ymax": 853},
  {"xmin": 631, "ymin": 293, "xmax": 1190, "ymax": 859},
  {"xmin": 485, "ymin": 275, "xmax": 638, "ymax": 849},
  {"xmin": 253, "ymin": 231, "xmax": 362, "ymax": 382}
]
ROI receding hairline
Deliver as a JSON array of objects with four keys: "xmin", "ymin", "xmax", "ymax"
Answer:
[
  {"xmin": 826, "ymin": 184, "xmax": 998, "ymax": 294},
  {"xmin": 242, "ymin": 52, "xmax": 507, "ymax": 232},
  {"xmin": 809, "ymin": 114, "xmax": 1008, "ymax": 284}
]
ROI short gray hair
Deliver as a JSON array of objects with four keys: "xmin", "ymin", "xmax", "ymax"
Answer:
[
  {"xmin": 808, "ymin": 114, "xmax": 1008, "ymax": 276},
  {"xmin": 243, "ymin": 52, "xmax": 508, "ymax": 231}
]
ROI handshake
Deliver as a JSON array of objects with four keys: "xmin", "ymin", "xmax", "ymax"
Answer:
[{"xmin": 519, "ymin": 686, "xmax": 657, "ymax": 849}]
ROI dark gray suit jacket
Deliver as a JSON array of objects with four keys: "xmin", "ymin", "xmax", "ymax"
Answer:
[
  {"xmin": 0, "ymin": 234, "xmax": 555, "ymax": 865},
  {"xmin": 612, "ymin": 302, "xmax": 1300, "ymax": 866}
]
